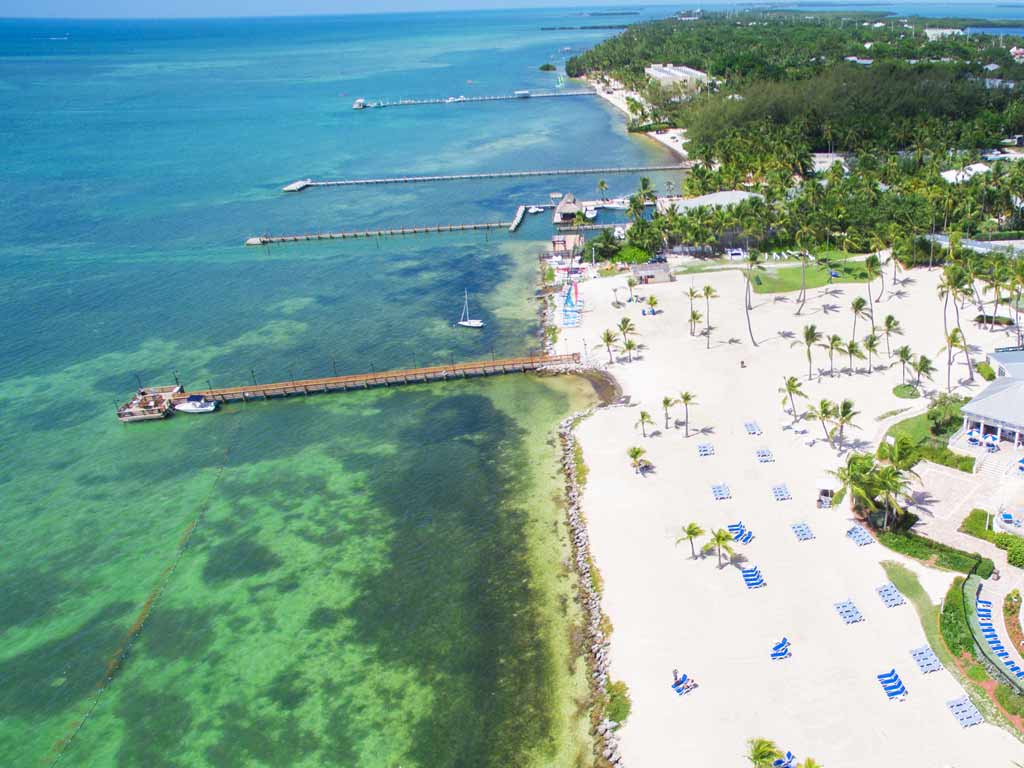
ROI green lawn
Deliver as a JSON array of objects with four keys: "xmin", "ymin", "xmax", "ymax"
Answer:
[
  {"xmin": 752, "ymin": 253, "xmax": 871, "ymax": 294},
  {"xmin": 887, "ymin": 412, "xmax": 932, "ymax": 443},
  {"xmin": 885, "ymin": 412, "xmax": 976, "ymax": 473}
]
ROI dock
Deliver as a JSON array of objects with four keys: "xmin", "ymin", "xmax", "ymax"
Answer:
[
  {"xmin": 119, "ymin": 354, "xmax": 581, "ymax": 420},
  {"xmin": 281, "ymin": 163, "xmax": 692, "ymax": 191},
  {"xmin": 354, "ymin": 90, "xmax": 596, "ymax": 109},
  {"xmin": 509, "ymin": 205, "xmax": 527, "ymax": 232},
  {"xmin": 245, "ymin": 221, "xmax": 510, "ymax": 246}
]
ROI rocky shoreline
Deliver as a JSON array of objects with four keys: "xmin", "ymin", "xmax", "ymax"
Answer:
[{"xmin": 558, "ymin": 407, "xmax": 625, "ymax": 768}]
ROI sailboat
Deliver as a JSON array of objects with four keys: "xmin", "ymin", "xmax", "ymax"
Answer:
[{"xmin": 456, "ymin": 289, "xmax": 485, "ymax": 328}]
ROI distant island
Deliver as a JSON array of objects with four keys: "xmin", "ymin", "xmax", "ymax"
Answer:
[{"xmin": 539, "ymin": 62, "xmax": 557, "ymax": 71}]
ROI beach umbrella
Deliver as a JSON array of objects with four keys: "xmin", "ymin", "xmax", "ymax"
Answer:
[
  {"xmin": 967, "ymin": 429, "xmax": 980, "ymax": 438},
  {"xmin": 984, "ymin": 433, "xmax": 998, "ymax": 443}
]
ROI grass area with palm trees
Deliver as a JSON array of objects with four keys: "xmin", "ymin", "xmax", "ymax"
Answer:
[
  {"xmin": 884, "ymin": 394, "xmax": 975, "ymax": 473},
  {"xmin": 752, "ymin": 252, "xmax": 871, "ymax": 294}
]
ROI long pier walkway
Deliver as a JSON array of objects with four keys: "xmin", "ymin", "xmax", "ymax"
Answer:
[
  {"xmin": 178, "ymin": 354, "xmax": 580, "ymax": 404},
  {"xmin": 356, "ymin": 90, "xmax": 595, "ymax": 109},
  {"xmin": 245, "ymin": 220, "xmax": 510, "ymax": 246},
  {"xmin": 282, "ymin": 163, "xmax": 692, "ymax": 191}
]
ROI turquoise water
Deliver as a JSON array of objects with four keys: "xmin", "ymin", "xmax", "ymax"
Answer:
[{"xmin": 0, "ymin": 9, "xmax": 674, "ymax": 768}]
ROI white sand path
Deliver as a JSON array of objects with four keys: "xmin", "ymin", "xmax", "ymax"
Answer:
[{"xmin": 559, "ymin": 264, "xmax": 1024, "ymax": 766}]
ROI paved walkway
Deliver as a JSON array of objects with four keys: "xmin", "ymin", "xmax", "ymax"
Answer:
[{"xmin": 907, "ymin": 461, "xmax": 1024, "ymax": 680}]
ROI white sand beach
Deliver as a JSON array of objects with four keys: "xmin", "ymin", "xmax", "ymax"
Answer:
[
  {"xmin": 558, "ymin": 262, "xmax": 1024, "ymax": 766},
  {"xmin": 585, "ymin": 75, "xmax": 688, "ymax": 158}
]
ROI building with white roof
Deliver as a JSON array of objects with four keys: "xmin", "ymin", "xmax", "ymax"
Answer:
[
  {"xmin": 925, "ymin": 28, "xmax": 963, "ymax": 41},
  {"xmin": 655, "ymin": 190, "xmax": 761, "ymax": 215},
  {"xmin": 940, "ymin": 163, "xmax": 990, "ymax": 184},
  {"xmin": 644, "ymin": 64, "xmax": 709, "ymax": 90},
  {"xmin": 960, "ymin": 347, "xmax": 1024, "ymax": 447}
]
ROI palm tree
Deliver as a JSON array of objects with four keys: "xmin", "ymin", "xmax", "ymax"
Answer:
[
  {"xmin": 875, "ymin": 464, "xmax": 912, "ymax": 531},
  {"xmin": 627, "ymin": 446, "xmax": 647, "ymax": 475},
  {"xmin": 912, "ymin": 354, "xmax": 936, "ymax": 388},
  {"xmin": 689, "ymin": 309, "xmax": 703, "ymax": 336},
  {"xmin": 850, "ymin": 296, "xmax": 868, "ymax": 339},
  {"xmin": 600, "ymin": 329, "xmax": 618, "ymax": 364},
  {"xmin": 622, "ymin": 338, "xmax": 638, "ymax": 362},
  {"xmin": 646, "ymin": 295, "xmax": 658, "ymax": 315},
  {"xmin": 878, "ymin": 436, "xmax": 921, "ymax": 476},
  {"xmin": 618, "ymin": 316, "xmax": 636, "ymax": 339},
  {"xmin": 703, "ymin": 528, "xmax": 735, "ymax": 568},
  {"xmin": 679, "ymin": 391, "xmax": 697, "ymax": 437},
  {"xmin": 894, "ymin": 345, "xmax": 913, "ymax": 384},
  {"xmin": 793, "ymin": 324, "xmax": 822, "ymax": 379},
  {"xmin": 824, "ymin": 334, "xmax": 843, "ymax": 377},
  {"xmin": 702, "ymin": 285, "xmax": 717, "ymax": 349},
  {"xmin": 638, "ymin": 176, "xmax": 656, "ymax": 202},
  {"xmin": 779, "ymin": 376, "xmax": 807, "ymax": 420},
  {"xmin": 863, "ymin": 254, "xmax": 882, "ymax": 328},
  {"xmin": 881, "ymin": 314, "xmax": 902, "ymax": 357},
  {"xmin": 863, "ymin": 333, "xmax": 880, "ymax": 373},
  {"xmin": 597, "ymin": 179, "xmax": 608, "ymax": 199},
  {"xmin": 833, "ymin": 398, "xmax": 860, "ymax": 444},
  {"xmin": 844, "ymin": 339, "xmax": 864, "ymax": 376},
  {"xmin": 675, "ymin": 522, "xmax": 705, "ymax": 558},
  {"xmin": 627, "ymin": 194, "xmax": 646, "ymax": 223},
  {"xmin": 661, "ymin": 396, "xmax": 677, "ymax": 430},
  {"xmin": 636, "ymin": 410, "xmax": 654, "ymax": 437},
  {"xmin": 626, "ymin": 277, "xmax": 638, "ymax": 302},
  {"xmin": 745, "ymin": 738, "xmax": 782, "ymax": 767},
  {"xmin": 831, "ymin": 453, "xmax": 877, "ymax": 518},
  {"xmin": 939, "ymin": 328, "xmax": 966, "ymax": 392},
  {"xmin": 807, "ymin": 399, "xmax": 836, "ymax": 447},
  {"xmin": 572, "ymin": 210, "xmax": 587, "ymax": 231},
  {"xmin": 743, "ymin": 252, "xmax": 764, "ymax": 346},
  {"xmin": 687, "ymin": 285, "xmax": 700, "ymax": 315}
]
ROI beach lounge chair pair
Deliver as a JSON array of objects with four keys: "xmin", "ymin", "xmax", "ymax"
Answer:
[
  {"xmin": 742, "ymin": 566, "xmax": 766, "ymax": 589},
  {"xmin": 671, "ymin": 674, "xmax": 697, "ymax": 696},
  {"xmin": 946, "ymin": 696, "xmax": 984, "ymax": 727},
  {"xmin": 711, "ymin": 483, "xmax": 732, "ymax": 501},
  {"xmin": 846, "ymin": 526, "xmax": 874, "ymax": 546},
  {"xmin": 771, "ymin": 751, "xmax": 796, "ymax": 768},
  {"xmin": 756, "ymin": 448, "xmax": 774, "ymax": 464},
  {"xmin": 697, "ymin": 442, "xmax": 715, "ymax": 457},
  {"xmin": 771, "ymin": 484, "xmax": 791, "ymax": 502},
  {"xmin": 771, "ymin": 637, "xmax": 791, "ymax": 660},
  {"xmin": 876, "ymin": 583, "xmax": 906, "ymax": 608},
  {"xmin": 877, "ymin": 669, "xmax": 908, "ymax": 700},
  {"xmin": 790, "ymin": 522, "xmax": 815, "ymax": 542},
  {"xmin": 910, "ymin": 646, "xmax": 942, "ymax": 674},
  {"xmin": 728, "ymin": 522, "xmax": 755, "ymax": 544},
  {"xmin": 744, "ymin": 420, "xmax": 763, "ymax": 436},
  {"xmin": 834, "ymin": 600, "xmax": 864, "ymax": 624}
]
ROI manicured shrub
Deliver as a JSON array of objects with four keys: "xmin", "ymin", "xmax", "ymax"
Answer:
[
  {"xmin": 879, "ymin": 531, "xmax": 993, "ymax": 577},
  {"xmin": 994, "ymin": 532, "xmax": 1017, "ymax": 551},
  {"xmin": 960, "ymin": 509, "xmax": 995, "ymax": 542},
  {"xmin": 892, "ymin": 384, "xmax": 920, "ymax": 399},
  {"xmin": 616, "ymin": 245, "xmax": 651, "ymax": 264},
  {"xmin": 940, "ymin": 578, "xmax": 973, "ymax": 656},
  {"xmin": 976, "ymin": 361, "xmax": 996, "ymax": 381},
  {"xmin": 995, "ymin": 685, "xmax": 1024, "ymax": 717},
  {"xmin": 1008, "ymin": 538, "xmax": 1024, "ymax": 569}
]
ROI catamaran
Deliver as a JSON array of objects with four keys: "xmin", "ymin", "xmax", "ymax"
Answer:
[{"xmin": 456, "ymin": 290, "xmax": 485, "ymax": 328}]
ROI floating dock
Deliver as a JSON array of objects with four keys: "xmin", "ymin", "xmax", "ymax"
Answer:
[
  {"xmin": 245, "ymin": 221, "xmax": 510, "ymax": 246},
  {"xmin": 281, "ymin": 163, "xmax": 692, "ymax": 191},
  {"xmin": 119, "ymin": 354, "xmax": 581, "ymax": 420},
  {"xmin": 354, "ymin": 90, "xmax": 596, "ymax": 110}
]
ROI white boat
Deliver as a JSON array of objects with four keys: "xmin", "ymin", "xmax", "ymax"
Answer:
[
  {"xmin": 528, "ymin": 206, "xmax": 544, "ymax": 214},
  {"xmin": 456, "ymin": 289, "xmax": 485, "ymax": 328},
  {"xmin": 604, "ymin": 199, "xmax": 629, "ymax": 210},
  {"xmin": 174, "ymin": 395, "xmax": 217, "ymax": 414},
  {"xmin": 352, "ymin": 98, "xmax": 366, "ymax": 110},
  {"xmin": 584, "ymin": 208, "xmax": 598, "ymax": 220}
]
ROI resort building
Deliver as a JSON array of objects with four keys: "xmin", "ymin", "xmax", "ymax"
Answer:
[
  {"xmin": 925, "ymin": 28, "xmax": 964, "ymax": 41},
  {"xmin": 644, "ymin": 63, "xmax": 709, "ymax": 90},
  {"xmin": 959, "ymin": 349, "xmax": 1024, "ymax": 448},
  {"xmin": 655, "ymin": 190, "xmax": 761, "ymax": 215},
  {"xmin": 939, "ymin": 163, "xmax": 990, "ymax": 184}
]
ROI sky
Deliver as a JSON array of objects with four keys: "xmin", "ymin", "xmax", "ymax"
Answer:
[{"xmin": 0, "ymin": 0, "xmax": 674, "ymax": 18}]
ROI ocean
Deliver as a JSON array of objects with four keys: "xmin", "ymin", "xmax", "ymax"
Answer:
[
  {"xmin": 4, "ymin": 3, "xmax": 1024, "ymax": 767},
  {"xmin": 0, "ymin": 8, "xmax": 676, "ymax": 768}
]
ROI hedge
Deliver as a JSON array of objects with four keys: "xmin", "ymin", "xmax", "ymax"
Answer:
[
  {"xmin": 940, "ymin": 577, "xmax": 974, "ymax": 656},
  {"xmin": 878, "ymin": 531, "xmax": 994, "ymax": 577},
  {"xmin": 976, "ymin": 361, "xmax": 996, "ymax": 381},
  {"xmin": 1009, "ymin": 538, "xmax": 1024, "ymax": 568}
]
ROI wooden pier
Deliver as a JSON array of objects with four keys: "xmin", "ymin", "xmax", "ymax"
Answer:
[
  {"xmin": 246, "ymin": 221, "xmax": 510, "ymax": 246},
  {"xmin": 356, "ymin": 90, "xmax": 596, "ymax": 109},
  {"xmin": 118, "ymin": 354, "xmax": 579, "ymax": 420},
  {"xmin": 282, "ymin": 163, "xmax": 692, "ymax": 192},
  {"xmin": 509, "ymin": 205, "xmax": 527, "ymax": 232}
]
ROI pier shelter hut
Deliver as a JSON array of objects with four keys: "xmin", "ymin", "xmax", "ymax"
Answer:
[
  {"xmin": 553, "ymin": 193, "xmax": 583, "ymax": 225},
  {"xmin": 960, "ymin": 376, "xmax": 1024, "ymax": 448},
  {"xmin": 630, "ymin": 263, "xmax": 674, "ymax": 285},
  {"xmin": 550, "ymin": 233, "xmax": 583, "ymax": 260}
]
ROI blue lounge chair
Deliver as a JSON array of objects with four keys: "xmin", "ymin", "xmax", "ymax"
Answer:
[
  {"xmin": 773, "ymin": 638, "xmax": 790, "ymax": 652},
  {"xmin": 977, "ymin": 598, "xmax": 992, "ymax": 606},
  {"xmin": 739, "ymin": 531, "xmax": 754, "ymax": 544}
]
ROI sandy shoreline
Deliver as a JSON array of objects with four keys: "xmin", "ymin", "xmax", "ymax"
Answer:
[
  {"xmin": 584, "ymin": 75, "xmax": 688, "ymax": 159},
  {"xmin": 557, "ymin": 263, "xmax": 1024, "ymax": 766}
]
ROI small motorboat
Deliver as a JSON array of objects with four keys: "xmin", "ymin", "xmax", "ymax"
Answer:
[
  {"xmin": 528, "ymin": 206, "xmax": 544, "ymax": 214},
  {"xmin": 584, "ymin": 208, "xmax": 598, "ymax": 220},
  {"xmin": 456, "ymin": 289, "xmax": 485, "ymax": 329},
  {"xmin": 174, "ymin": 395, "xmax": 217, "ymax": 414},
  {"xmin": 603, "ymin": 199, "xmax": 629, "ymax": 210}
]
